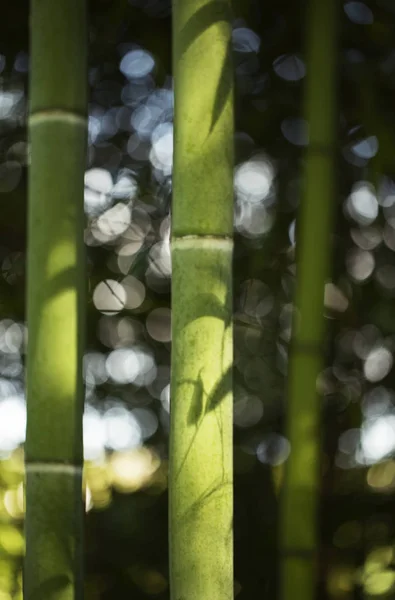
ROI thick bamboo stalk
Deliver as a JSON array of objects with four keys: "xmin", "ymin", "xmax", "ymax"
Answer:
[
  {"xmin": 279, "ymin": 1, "xmax": 338, "ymax": 599},
  {"xmin": 24, "ymin": 2, "xmax": 87, "ymax": 599},
  {"xmin": 169, "ymin": 1, "xmax": 234, "ymax": 599}
]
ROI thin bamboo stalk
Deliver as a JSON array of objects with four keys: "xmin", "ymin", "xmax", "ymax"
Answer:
[
  {"xmin": 279, "ymin": 1, "xmax": 338, "ymax": 599},
  {"xmin": 24, "ymin": 2, "xmax": 87, "ymax": 599},
  {"xmin": 169, "ymin": 0, "xmax": 234, "ymax": 599}
]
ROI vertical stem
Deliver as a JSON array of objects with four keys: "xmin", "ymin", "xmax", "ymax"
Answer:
[
  {"xmin": 169, "ymin": 1, "xmax": 234, "ymax": 600},
  {"xmin": 279, "ymin": 1, "xmax": 338, "ymax": 599},
  {"xmin": 25, "ymin": 2, "xmax": 87, "ymax": 599}
]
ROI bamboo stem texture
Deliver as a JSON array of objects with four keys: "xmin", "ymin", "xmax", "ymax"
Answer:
[
  {"xmin": 25, "ymin": 2, "xmax": 87, "ymax": 599},
  {"xmin": 169, "ymin": 0, "xmax": 234, "ymax": 599},
  {"xmin": 279, "ymin": 1, "xmax": 338, "ymax": 599}
]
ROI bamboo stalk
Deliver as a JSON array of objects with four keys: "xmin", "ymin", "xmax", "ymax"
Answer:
[
  {"xmin": 279, "ymin": 1, "xmax": 338, "ymax": 599},
  {"xmin": 24, "ymin": 2, "xmax": 87, "ymax": 599},
  {"xmin": 169, "ymin": 1, "xmax": 234, "ymax": 599}
]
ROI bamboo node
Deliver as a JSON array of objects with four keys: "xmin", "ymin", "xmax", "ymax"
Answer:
[
  {"xmin": 171, "ymin": 235, "xmax": 233, "ymax": 251},
  {"xmin": 29, "ymin": 110, "xmax": 87, "ymax": 127},
  {"xmin": 25, "ymin": 463, "xmax": 83, "ymax": 476}
]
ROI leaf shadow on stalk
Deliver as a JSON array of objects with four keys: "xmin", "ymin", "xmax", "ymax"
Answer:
[
  {"xmin": 182, "ymin": 286, "xmax": 232, "ymax": 427},
  {"xmin": 186, "ymin": 364, "xmax": 233, "ymax": 425},
  {"xmin": 179, "ymin": 477, "xmax": 233, "ymax": 524},
  {"xmin": 173, "ymin": 358, "xmax": 231, "ymax": 487},
  {"xmin": 190, "ymin": 260, "xmax": 233, "ymax": 325},
  {"xmin": 173, "ymin": 280, "xmax": 232, "ymax": 485},
  {"xmin": 25, "ymin": 504, "xmax": 82, "ymax": 600},
  {"xmin": 176, "ymin": 0, "xmax": 233, "ymax": 134}
]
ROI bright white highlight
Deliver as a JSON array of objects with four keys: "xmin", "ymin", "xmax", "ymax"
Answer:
[
  {"xmin": 364, "ymin": 347, "xmax": 393, "ymax": 382},
  {"xmin": 235, "ymin": 156, "xmax": 274, "ymax": 204},
  {"xmin": 120, "ymin": 49, "xmax": 155, "ymax": 79},
  {"xmin": 0, "ymin": 396, "xmax": 26, "ymax": 452},
  {"xmin": 347, "ymin": 181, "xmax": 378, "ymax": 225},
  {"xmin": 83, "ymin": 405, "xmax": 107, "ymax": 461},
  {"xmin": 84, "ymin": 168, "xmax": 113, "ymax": 216},
  {"xmin": 93, "ymin": 280, "xmax": 127, "ymax": 315},
  {"xmin": 105, "ymin": 406, "xmax": 142, "ymax": 451},
  {"xmin": 106, "ymin": 347, "xmax": 156, "ymax": 386},
  {"xmin": 361, "ymin": 416, "xmax": 395, "ymax": 463}
]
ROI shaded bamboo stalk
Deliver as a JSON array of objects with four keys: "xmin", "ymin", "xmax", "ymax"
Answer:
[
  {"xmin": 279, "ymin": 1, "xmax": 338, "ymax": 599},
  {"xmin": 24, "ymin": 2, "xmax": 87, "ymax": 598},
  {"xmin": 169, "ymin": 0, "xmax": 234, "ymax": 599}
]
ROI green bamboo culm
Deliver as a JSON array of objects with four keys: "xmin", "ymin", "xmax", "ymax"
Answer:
[
  {"xmin": 279, "ymin": 0, "xmax": 338, "ymax": 599},
  {"xmin": 24, "ymin": 2, "xmax": 87, "ymax": 599},
  {"xmin": 169, "ymin": 0, "xmax": 234, "ymax": 599}
]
